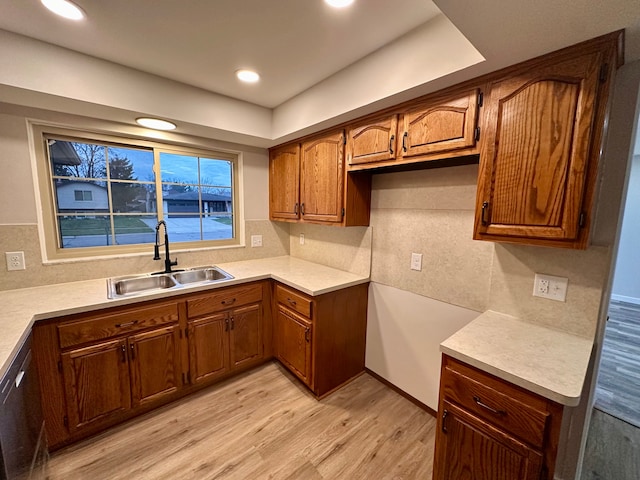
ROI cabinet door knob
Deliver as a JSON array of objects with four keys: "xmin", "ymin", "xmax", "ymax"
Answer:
[
  {"xmin": 225, "ymin": 318, "xmax": 229, "ymax": 332},
  {"xmin": 130, "ymin": 343, "xmax": 136, "ymax": 361},
  {"xmin": 231, "ymin": 317, "xmax": 235, "ymax": 330},
  {"xmin": 305, "ymin": 328, "xmax": 310, "ymax": 343},
  {"xmin": 442, "ymin": 409, "xmax": 448, "ymax": 433},
  {"xmin": 120, "ymin": 344, "xmax": 127, "ymax": 363},
  {"xmin": 481, "ymin": 202, "xmax": 490, "ymax": 225}
]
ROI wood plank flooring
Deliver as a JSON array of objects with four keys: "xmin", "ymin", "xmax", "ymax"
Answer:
[
  {"xmin": 48, "ymin": 362, "xmax": 436, "ymax": 480},
  {"xmin": 595, "ymin": 299, "xmax": 640, "ymax": 428}
]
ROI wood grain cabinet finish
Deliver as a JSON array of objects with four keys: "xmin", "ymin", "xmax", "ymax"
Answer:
[
  {"xmin": 474, "ymin": 41, "xmax": 618, "ymax": 248},
  {"xmin": 186, "ymin": 283, "xmax": 265, "ymax": 387},
  {"xmin": 399, "ymin": 88, "xmax": 480, "ymax": 160},
  {"xmin": 273, "ymin": 282, "xmax": 368, "ymax": 397},
  {"xmin": 346, "ymin": 115, "xmax": 398, "ymax": 165},
  {"xmin": 269, "ymin": 143, "xmax": 300, "ymax": 221},
  {"xmin": 270, "ymin": 132, "xmax": 371, "ymax": 226},
  {"xmin": 433, "ymin": 355, "xmax": 563, "ymax": 480}
]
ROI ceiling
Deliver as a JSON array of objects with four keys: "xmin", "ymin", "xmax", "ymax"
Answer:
[
  {"xmin": 0, "ymin": 0, "xmax": 639, "ymax": 146},
  {"xmin": 0, "ymin": 0, "xmax": 440, "ymax": 108}
]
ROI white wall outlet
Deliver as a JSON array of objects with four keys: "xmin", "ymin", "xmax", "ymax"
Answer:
[
  {"xmin": 299, "ymin": 233, "xmax": 305, "ymax": 245},
  {"xmin": 6, "ymin": 251, "xmax": 26, "ymax": 271},
  {"xmin": 250, "ymin": 235, "xmax": 263, "ymax": 247},
  {"xmin": 533, "ymin": 273, "xmax": 568, "ymax": 302},
  {"xmin": 410, "ymin": 252, "xmax": 422, "ymax": 271}
]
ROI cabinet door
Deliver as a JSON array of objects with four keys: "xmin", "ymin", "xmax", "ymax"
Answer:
[
  {"xmin": 61, "ymin": 339, "xmax": 131, "ymax": 432},
  {"xmin": 300, "ymin": 131, "xmax": 345, "ymax": 224},
  {"xmin": 399, "ymin": 89, "xmax": 479, "ymax": 158},
  {"xmin": 434, "ymin": 401, "xmax": 543, "ymax": 480},
  {"xmin": 230, "ymin": 303, "xmax": 263, "ymax": 370},
  {"xmin": 275, "ymin": 306, "xmax": 312, "ymax": 387},
  {"xmin": 269, "ymin": 143, "xmax": 300, "ymax": 221},
  {"xmin": 346, "ymin": 115, "xmax": 398, "ymax": 165},
  {"xmin": 475, "ymin": 52, "xmax": 603, "ymax": 245},
  {"xmin": 129, "ymin": 326, "xmax": 182, "ymax": 407},
  {"xmin": 188, "ymin": 313, "xmax": 230, "ymax": 385}
]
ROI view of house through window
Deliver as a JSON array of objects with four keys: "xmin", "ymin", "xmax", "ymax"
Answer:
[{"xmin": 46, "ymin": 136, "xmax": 234, "ymax": 250}]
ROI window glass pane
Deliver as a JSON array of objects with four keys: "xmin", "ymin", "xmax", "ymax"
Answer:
[
  {"xmin": 58, "ymin": 215, "xmax": 112, "ymax": 248},
  {"xmin": 203, "ymin": 214, "xmax": 233, "ymax": 240},
  {"xmin": 160, "ymin": 153, "xmax": 198, "ymax": 185},
  {"xmin": 111, "ymin": 182, "xmax": 155, "ymax": 214},
  {"xmin": 108, "ymin": 146, "xmax": 155, "ymax": 182},
  {"xmin": 54, "ymin": 180, "xmax": 108, "ymax": 213},
  {"xmin": 114, "ymin": 215, "xmax": 157, "ymax": 245},
  {"xmin": 158, "ymin": 216, "xmax": 204, "ymax": 242},
  {"xmin": 161, "ymin": 186, "xmax": 202, "ymax": 215},
  {"xmin": 200, "ymin": 158, "xmax": 232, "ymax": 187},
  {"xmin": 50, "ymin": 140, "xmax": 106, "ymax": 179}
]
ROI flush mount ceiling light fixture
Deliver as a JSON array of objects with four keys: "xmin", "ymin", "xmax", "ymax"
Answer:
[
  {"xmin": 135, "ymin": 117, "xmax": 177, "ymax": 131},
  {"xmin": 41, "ymin": 0, "xmax": 85, "ymax": 20},
  {"xmin": 324, "ymin": 0, "xmax": 355, "ymax": 8},
  {"xmin": 236, "ymin": 69, "xmax": 260, "ymax": 83}
]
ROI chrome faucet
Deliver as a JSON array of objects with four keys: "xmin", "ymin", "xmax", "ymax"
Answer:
[{"xmin": 153, "ymin": 220, "xmax": 178, "ymax": 274}]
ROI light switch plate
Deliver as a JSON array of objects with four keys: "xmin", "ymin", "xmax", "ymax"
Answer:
[
  {"xmin": 533, "ymin": 273, "xmax": 568, "ymax": 302},
  {"xmin": 6, "ymin": 251, "xmax": 26, "ymax": 271},
  {"xmin": 410, "ymin": 252, "xmax": 422, "ymax": 271},
  {"xmin": 251, "ymin": 235, "xmax": 263, "ymax": 247}
]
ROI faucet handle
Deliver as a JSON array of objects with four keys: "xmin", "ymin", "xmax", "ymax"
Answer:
[{"xmin": 171, "ymin": 258, "xmax": 178, "ymax": 266}]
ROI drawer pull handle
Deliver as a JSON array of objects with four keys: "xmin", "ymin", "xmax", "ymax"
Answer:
[
  {"xmin": 116, "ymin": 320, "xmax": 138, "ymax": 328},
  {"xmin": 402, "ymin": 132, "xmax": 408, "ymax": 152},
  {"xmin": 221, "ymin": 298, "xmax": 236, "ymax": 305},
  {"xmin": 473, "ymin": 396, "xmax": 506, "ymax": 416},
  {"xmin": 442, "ymin": 409, "xmax": 448, "ymax": 433},
  {"xmin": 389, "ymin": 134, "xmax": 395, "ymax": 155},
  {"xmin": 287, "ymin": 298, "xmax": 297, "ymax": 306}
]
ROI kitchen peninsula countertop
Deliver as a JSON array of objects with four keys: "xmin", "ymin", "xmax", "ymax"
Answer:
[
  {"xmin": 440, "ymin": 310, "xmax": 594, "ymax": 407},
  {"xmin": 0, "ymin": 256, "xmax": 369, "ymax": 379}
]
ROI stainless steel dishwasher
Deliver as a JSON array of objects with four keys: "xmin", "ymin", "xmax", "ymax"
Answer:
[{"xmin": 0, "ymin": 334, "xmax": 48, "ymax": 480}]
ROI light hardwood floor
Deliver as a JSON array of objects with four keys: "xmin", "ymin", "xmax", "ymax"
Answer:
[{"xmin": 48, "ymin": 362, "xmax": 437, "ymax": 480}]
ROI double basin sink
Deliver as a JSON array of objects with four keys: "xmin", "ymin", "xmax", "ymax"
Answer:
[{"xmin": 107, "ymin": 266, "xmax": 234, "ymax": 299}]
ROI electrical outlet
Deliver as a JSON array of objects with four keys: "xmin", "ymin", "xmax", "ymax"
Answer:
[
  {"xmin": 533, "ymin": 273, "xmax": 568, "ymax": 302},
  {"xmin": 6, "ymin": 251, "xmax": 26, "ymax": 271},
  {"xmin": 410, "ymin": 252, "xmax": 422, "ymax": 271},
  {"xmin": 299, "ymin": 233, "xmax": 305, "ymax": 245},
  {"xmin": 251, "ymin": 235, "xmax": 263, "ymax": 247}
]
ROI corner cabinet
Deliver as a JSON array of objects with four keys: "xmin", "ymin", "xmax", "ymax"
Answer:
[
  {"xmin": 433, "ymin": 356, "xmax": 563, "ymax": 480},
  {"xmin": 273, "ymin": 282, "xmax": 368, "ymax": 397},
  {"xmin": 269, "ymin": 131, "xmax": 371, "ymax": 226},
  {"xmin": 474, "ymin": 43, "xmax": 618, "ymax": 248}
]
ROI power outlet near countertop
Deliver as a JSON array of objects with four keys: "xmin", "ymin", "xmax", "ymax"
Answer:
[
  {"xmin": 533, "ymin": 273, "xmax": 568, "ymax": 302},
  {"xmin": 6, "ymin": 251, "xmax": 26, "ymax": 271}
]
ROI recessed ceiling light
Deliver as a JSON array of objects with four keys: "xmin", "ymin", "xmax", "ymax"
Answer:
[
  {"xmin": 236, "ymin": 69, "xmax": 260, "ymax": 83},
  {"xmin": 41, "ymin": 0, "xmax": 85, "ymax": 20},
  {"xmin": 135, "ymin": 118, "xmax": 177, "ymax": 131},
  {"xmin": 324, "ymin": 0, "xmax": 355, "ymax": 8}
]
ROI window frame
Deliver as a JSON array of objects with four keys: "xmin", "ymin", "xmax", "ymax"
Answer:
[{"xmin": 32, "ymin": 125, "xmax": 242, "ymax": 261}]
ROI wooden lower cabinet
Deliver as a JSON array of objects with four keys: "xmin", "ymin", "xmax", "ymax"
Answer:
[
  {"xmin": 433, "ymin": 355, "xmax": 563, "ymax": 480},
  {"xmin": 188, "ymin": 313, "xmax": 229, "ymax": 385},
  {"xmin": 275, "ymin": 305, "xmax": 312, "ymax": 386},
  {"xmin": 273, "ymin": 282, "xmax": 368, "ymax": 397},
  {"xmin": 230, "ymin": 303, "xmax": 263, "ymax": 369}
]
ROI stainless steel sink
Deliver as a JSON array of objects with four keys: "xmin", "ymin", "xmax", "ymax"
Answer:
[
  {"xmin": 107, "ymin": 266, "xmax": 233, "ymax": 298},
  {"xmin": 173, "ymin": 266, "xmax": 233, "ymax": 285}
]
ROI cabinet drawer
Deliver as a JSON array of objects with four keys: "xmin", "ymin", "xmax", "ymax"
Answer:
[
  {"xmin": 187, "ymin": 283, "xmax": 262, "ymax": 318},
  {"xmin": 58, "ymin": 303, "xmax": 179, "ymax": 349},
  {"xmin": 275, "ymin": 284, "xmax": 312, "ymax": 318},
  {"xmin": 441, "ymin": 359, "xmax": 550, "ymax": 449}
]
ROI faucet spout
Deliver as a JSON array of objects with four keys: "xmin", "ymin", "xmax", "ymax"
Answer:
[{"xmin": 153, "ymin": 220, "xmax": 178, "ymax": 274}]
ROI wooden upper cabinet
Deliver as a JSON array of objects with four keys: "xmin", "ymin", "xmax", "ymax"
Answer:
[
  {"xmin": 346, "ymin": 115, "xmax": 398, "ymax": 165},
  {"xmin": 269, "ymin": 143, "xmax": 300, "ymax": 221},
  {"xmin": 399, "ymin": 88, "xmax": 480, "ymax": 159},
  {"xmin": 300, "ymin": 130, "xmax": 345, "ymax": 224},
  {"xmin": 474, "ymin": 50, "xmax": 612, "ymax": 248}
]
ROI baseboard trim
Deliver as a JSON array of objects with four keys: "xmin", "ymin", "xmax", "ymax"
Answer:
[
  {"xmin": 365, "ymin": 368, "xmax": 437, "ymax": 418},
  {"xmin": 611, "ymin": 294, "xmax": 640, "ymax": 306}
]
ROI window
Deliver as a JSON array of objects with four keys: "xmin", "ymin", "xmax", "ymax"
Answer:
[
  {"xmin": 34, "ymin": 127, "xmax": 239, "ymax": 260},
  {"xmin": 74, "ymin": 190, "xmax": 93, "ymax": 202}
]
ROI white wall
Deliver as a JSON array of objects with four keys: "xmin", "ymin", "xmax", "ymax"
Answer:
[{"xmin": 611, "ymin": 154, "xmax": 640, "ymax": 303}]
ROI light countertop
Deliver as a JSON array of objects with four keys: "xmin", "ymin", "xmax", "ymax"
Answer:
[
  {"xmin": 440, "ymin": 310, "xmax": 594, "ymax": 407},
  {"xmin": 0, "ymin": 256, "xmax": 369, "ymax": 380}
]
